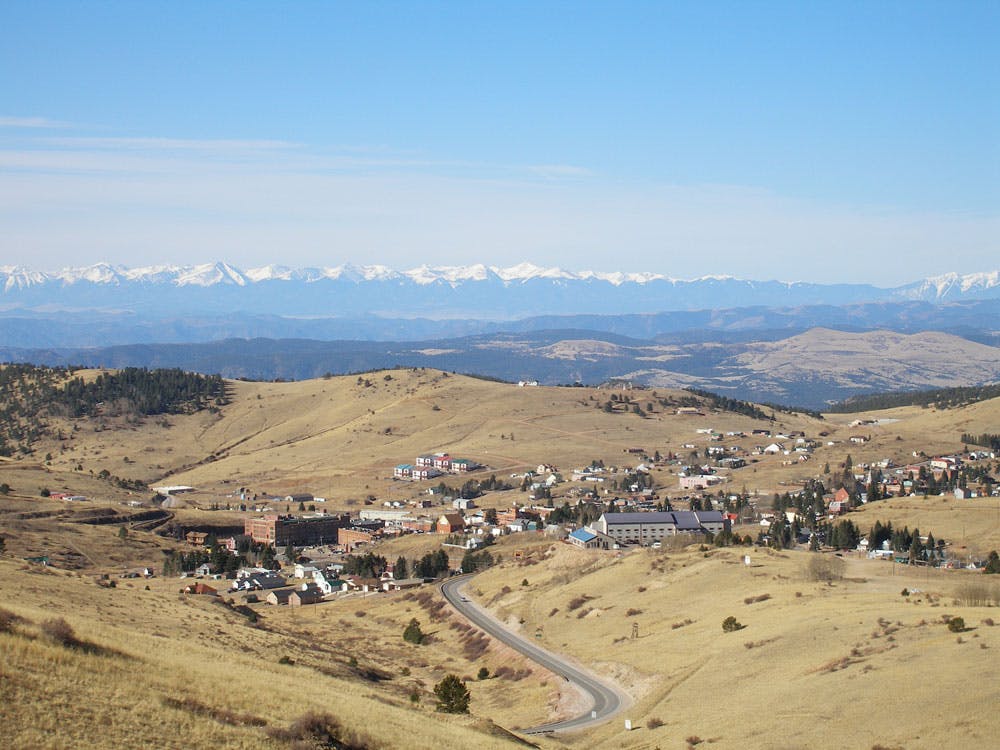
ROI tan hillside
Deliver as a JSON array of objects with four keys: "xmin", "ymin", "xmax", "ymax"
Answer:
[
  {"xmin": 735, "ymin": 328, "xmax": 1000, "ymax": 391},
  {"xmin": 471, "ymin": 542, "xmax": 1000, "ymax": 749},
  {"xmin": 0, "ymin": 556, "xmax": 544, "ymax": 750},
  {"xmin": 2, "ymin": 368, "xmax": 1000, "ymax": 747},
  {"xmin": 4, "ymin": 368, "xmax": 828, "ymax": 508}
]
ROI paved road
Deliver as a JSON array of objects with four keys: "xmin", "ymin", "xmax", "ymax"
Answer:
[{"xmin": 440, "ymin": 576, "xmax": 627, "ymax": 734}]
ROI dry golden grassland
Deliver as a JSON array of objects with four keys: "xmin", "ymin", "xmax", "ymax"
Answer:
[
  {"xmin": 7, "ymin": 369, "xmax": 995, "ymax": 523},
  {"xmin": 3, "ymin": 370, "xmax": 1000, "ymax": 748},
  {"xmin": 8, "ymin": 369, "xmax": 834, "ymax": 510},
  {"xmin": 472, "ymin": 542, "xmax": 1000, "ymax": 750},
  {"xmin": 0, "ymin": 558, "xmax": 549, "ymax": 750}
]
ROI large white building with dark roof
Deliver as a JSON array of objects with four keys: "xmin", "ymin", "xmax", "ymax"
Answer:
[{"xmin": 591, "ymin": 510, "xmax": 728, "ymax": 546}]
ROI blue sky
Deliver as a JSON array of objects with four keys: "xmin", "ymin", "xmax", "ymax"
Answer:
[{"xmin": 1, "ymin": 1, "xmax": 997, "ymax": 284}]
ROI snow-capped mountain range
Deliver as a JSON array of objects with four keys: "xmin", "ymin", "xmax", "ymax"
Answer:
[
  {"xmin": 0, "ymin": 260, "xmax": 787, "ymax": 290},
  {"xmin": 1, "ymin": 262, "xmax": 999, "ymax": 321}
]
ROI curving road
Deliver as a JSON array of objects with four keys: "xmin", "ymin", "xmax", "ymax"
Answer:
[{"xmin": 440, "ymin": 576, "xmax": 628, "ymax": 734}]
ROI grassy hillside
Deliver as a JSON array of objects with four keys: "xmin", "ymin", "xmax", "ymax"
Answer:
[
  {"xmin": 0, "ymin": 554, "xmax": 550, "ymax": 750},
  {"xmin": 2, "ymin": 369, "xmax": 1000, "ymax": 747},
  {"xmin": 471, "ymin": 543, "xmax": 1000, "ymax": 749}
]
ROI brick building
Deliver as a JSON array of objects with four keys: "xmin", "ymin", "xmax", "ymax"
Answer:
[{"xmin": 244, "ymin": 514, "xmax": 347, "ymax": 547}]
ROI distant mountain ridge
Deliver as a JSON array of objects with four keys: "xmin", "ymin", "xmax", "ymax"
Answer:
[
  {"xmin": 3, "ymin": 327, "xmax": 997, "ymax": 409},
  {"xmin": 2, "ymin": 262, "xmax": 999, "ymax": 320}
]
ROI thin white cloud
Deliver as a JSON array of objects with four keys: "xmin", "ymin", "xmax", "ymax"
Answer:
[
  {"xmin": 0, "ymin": 131, "xmax": 995, "ymax": 285},
  {"xmin": 44, "ymin": 136, "xmax": 299, "ymax": 152},
  {"xmin": 0, "ymin": 115, "xmax": 72, "ymax": 129}
]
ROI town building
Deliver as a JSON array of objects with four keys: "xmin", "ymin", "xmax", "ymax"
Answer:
[
  {"xmin": 244, "ymin": 514, "xmax": 347, "ymax": 547},
  {"xmin": 591, "ymin": 510, "xmax": 729, "ymax": 545}
]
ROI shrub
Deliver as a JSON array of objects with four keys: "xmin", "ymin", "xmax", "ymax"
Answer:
[
  {"xmin": 948, "ymin": 616, "xmax": 966, "ymax": 633},
  {"xmin": 433, "ymin": 674, "xmax": 471, "ymax": 713},
  {"xmin": 477, "ymin": 666, "xmax": 490, "ymax": 680},
  {"xmin": 521, "ymin": 578, "xmax": 529, "ymax": 587},
  {"xmin": 403, "ymin": 618, "xmax": 425, "ymax": 645},
  {"xmin": 0, "ymin": 607, "xmax": 24, "ymax": 633},
  {"xmin": 722, "ymin": 616, "xmax": 744, "ymax": 633},
  {"xmin": 647, "ymin": 717, "xmax": 664, "ymax": 729},
  {"xmin": 901, "ymin": 588, "xmax": 910, "ymax": 597},
  {"xmin": 41, "ymin": 617, "xmax": 79, "ymax": 647},
  {"xmin": 266, "ymin": 711, "xmax": 372, "ymax": 749},
  {"xmin": 278, "ymin": 655, "xmax": 294, "ymax": 665},
  {"xmin": 626, "ymin": 608, "xmax": 642, "ymax": 617}
]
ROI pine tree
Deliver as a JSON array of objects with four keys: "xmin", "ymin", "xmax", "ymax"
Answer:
[
  {"xmin": 403, "ymin": 618, "xmax": 425, "ymax": 644},
  {"xmin": 433, "ymin": 675, "xmax": 470, "ymax": 713}
]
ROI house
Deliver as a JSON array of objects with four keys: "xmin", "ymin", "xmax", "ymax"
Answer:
[
  {"xmin": 679, "ymin": 475, "xmax": 724, "ymax": 490},
  {"xmin": 294, "ymin": 564, "xmax": 320, "ymax": 579},
  {"xmin": 432, "ymin": 453, "xmax": 453, "ymax": 471},
  {"xmin": 412, "ymin": 466, "xmax": 442, "ymax": 480},
  {"xmin": 763, "ymin": 443, "xmax": 784, "ymax": 455},
  {"xmin": 289, "ymin": 583, "xmax": 324, "ymax": 606},
  {"xmin": 285, "ymin": 493, "xmax": 314, "ymax": 505},
  {"xmin": 185, "ymin": 531, "xmax": 209, "ymax": 546},
  {"xmin": 183, "ymin": 582, "xmax": 218, "ymax": 596},
  {"xmin": 383, "ymin": 578, "xmax": 424, "ymax": 592},
  {"xmin": 266, "ymin": 589, "xmax": 294, "ymax": 606},
  {"xmin": 834, "ymin": 487, "xmax": 851, "ymax": 505},
  {"xmin": 312, "ymin": 571, "xmax": 335, "ymax": 595},
  {"xmin": 232, "ymin": 569, "xmax": 286, "ymax": 591},
  {"xmin": 452, "ymin": 497, "xmax": 477, "ymax": 510},
  {"xmin": 567, "ymin": 527, "xmax": 613, "ymax": 549},
  {"xmin": 394, "ymin": 464, "xmax": 414, "ymax": 479},
  {"xmin": 437, "ymin": 513, "xmax": 465, "ymax": 534},
  {"xmin": 194, "ymin": 563, "xmax": 213, "ymax": 577},
  {"xmin": 849, "ymin": 435, "xmax": 869, "ymax": 444},
  {"xmin": 450, "ymin": 458, "xmax": 478, "ymax": 473}
]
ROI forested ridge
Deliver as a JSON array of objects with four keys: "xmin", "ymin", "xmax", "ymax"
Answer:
[
  {"xmin": 0, "ymin": 364, "xmax": 229, "ymax": 456},
  {"xmin": 828, "ymin": 382, "xmax": 1000, "ymax": 413}
]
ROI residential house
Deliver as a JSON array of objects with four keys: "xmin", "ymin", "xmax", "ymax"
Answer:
[
  {"xmin": 437, "ymin": 513, "xmax": 465, "ymax": 534},
  {"xmin": 266, "ymin": 589, "xmax": 294, "ymax": 606},
  {"xmin": 383, "ymin": 578, "xmax": 424, "ymax": 592},
  {"xmin": 183, "ymin": 582, "xmax": 217, "ymax": 596},
  {"xmin": 289, "ymin": 583, "xmax": 324, "ymax": 606},
  {"xmin": 294, "ymin": 564, "xmax": 320, "ymax": 579},
  {"xmin": 567, "ymin": 527, "xmax": 613, "ymax": 549}
]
